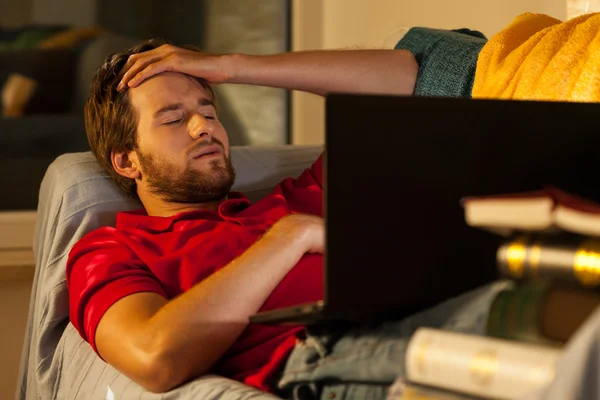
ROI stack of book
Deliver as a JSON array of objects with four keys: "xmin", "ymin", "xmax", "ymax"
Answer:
[{"xmin": 388, "ymin": 186, "xmax": 600, "ymax": 400}]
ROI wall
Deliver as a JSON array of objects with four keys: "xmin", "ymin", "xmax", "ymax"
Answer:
[
  {"xmin": 291, "ymin": 0, "xmax": 567, "ymax": 145},
  {"xmin": 0, "ymin": 0, "xmax": 32, "ymax": 28},
  {"xmin": 203, "ymin": 0, "xmax": 290, "ymax": 145},
  {"xmin": 31, "ymin": 0, "xmax": 96, "ymax": 27},
  {"xmin": 97, "ymin": 0, "xmax": 205, "ymax": 46},
  {"xmin": 0, "ymin": 0, "xmax": 95, "ymax": 28}
]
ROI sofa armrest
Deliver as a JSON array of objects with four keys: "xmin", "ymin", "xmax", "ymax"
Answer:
[{"xmin": 55, "ymin": 323, "xmax": 282, "ymax": 400}]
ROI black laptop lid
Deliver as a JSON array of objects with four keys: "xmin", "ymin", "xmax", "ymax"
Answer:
[{"xmin": 323, "ymin": 94, "xmax": 600, "ymax": 315}]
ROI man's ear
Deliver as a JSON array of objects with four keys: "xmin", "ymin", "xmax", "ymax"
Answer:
[{"xmin": 111, "ymin": 149, "xmax": 141, "ymax": 180}]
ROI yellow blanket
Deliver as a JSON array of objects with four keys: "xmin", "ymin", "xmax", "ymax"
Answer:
[{"xmin": 472, "ymin": 12, "xmax": 600, "ymax": 102}]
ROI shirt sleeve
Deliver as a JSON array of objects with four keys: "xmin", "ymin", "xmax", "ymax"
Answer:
[
  {"xmin": 66, "ymin": 228, "xmax": 167, "ymax": 355},
  {"xmin": 273, "ymin": 152, "xmax": 323, "ymax": 216}
]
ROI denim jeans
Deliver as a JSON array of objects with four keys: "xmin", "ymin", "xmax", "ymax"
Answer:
[{"xmin": 277, "ymin": 280, "xmax": 512, "ymax": 400}]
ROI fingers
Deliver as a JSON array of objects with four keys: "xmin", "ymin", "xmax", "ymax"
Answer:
[
  {"xmin": 117, "ymin": 45, "xmax": 174, "ymax": 91},
  {"xmin": 117, "ymin": 55, "xmax": 162, "ymax": 91},
  {"xmin": 126, "ymin": 62, "xmax": 170, "ymax": 91}
]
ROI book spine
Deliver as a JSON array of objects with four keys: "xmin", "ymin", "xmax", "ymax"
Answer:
[
  {"xmin": 406, "ymin": 328, "xmax": 562, "ymax": 400},
  {"xmin": 496, "ymin": 234, "xmax": 600, "ymax": 290},
  {"xmin": 487, "ymin": 283, "xmax": 600, "ymax": 344},
  {"xmin": 486, "ymin": 283, "xmax": 555, "ymax": 345}
]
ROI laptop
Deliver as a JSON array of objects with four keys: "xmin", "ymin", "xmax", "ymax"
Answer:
[{"xmin": 250, "ymin": 94, "xmax": 600, "ymax": 325}]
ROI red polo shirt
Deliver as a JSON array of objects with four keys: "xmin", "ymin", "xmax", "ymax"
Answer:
[{"xmin": 66, "ymin": 153, "xmax": 324, "ymax": 393}]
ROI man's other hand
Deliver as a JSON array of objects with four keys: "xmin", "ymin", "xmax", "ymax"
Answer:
[{"xmin": 266, "ymin": 213, "xmax": 325, "ymax": 255}]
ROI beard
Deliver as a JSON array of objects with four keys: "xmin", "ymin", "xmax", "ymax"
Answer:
[{"xmin": 136, "ymin": 141, "xmax": 236, "ymax": 204}]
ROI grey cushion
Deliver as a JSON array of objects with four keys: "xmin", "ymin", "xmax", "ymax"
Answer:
[{"xmin": 17, "ymin": 144, "xmax": 323, "ymax": 400}]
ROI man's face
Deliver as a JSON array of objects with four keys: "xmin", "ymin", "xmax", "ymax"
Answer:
[{"xmin": 128, "ymin": 72, "xmax": 235, "ymax": 204}]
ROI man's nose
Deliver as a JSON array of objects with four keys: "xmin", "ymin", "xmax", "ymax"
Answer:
[{"xmin": 188, "ymin": 113, "xmax": 214, "ymax": 140}]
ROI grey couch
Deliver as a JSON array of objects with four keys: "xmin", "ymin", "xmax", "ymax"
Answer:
[{"xmin": 16, "ymin": 144, "xmax": 322, "ymax": 400}]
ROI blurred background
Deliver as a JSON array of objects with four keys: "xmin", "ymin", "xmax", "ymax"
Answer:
[
  {"xmin": 0, "ymin": 0, "xmax": 291, "ymax": 147},
  {"xmin": 0, "ymin": 0, "xmax": 575, "ymax": 152},
  {"xmin": 0, "ymin": 0, "xmax": 573, "ymax": 212},
  {"xmin": 0, "ymin": 1, "xmax": 584, "ymax": 397},
  {"xmin": 0, "ymin": 0, "xmax": 575, "ymax": 147}
]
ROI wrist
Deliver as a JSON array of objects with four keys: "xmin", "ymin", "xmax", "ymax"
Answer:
[
  {"xmin": 224, "ymin": 53, "xmax": 267, "ymax": 85},
  {"xmin": 264, "ymin": 219, "xmax": 310, "ymax": 252},
  {"xmin": 222, "ymin": 53, "xmax": 247, "ymax": 84}
]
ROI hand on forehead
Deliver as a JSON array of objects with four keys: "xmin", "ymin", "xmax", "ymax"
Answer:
[{"xmin": 129, "ymin": 72, "xmax": 213, "ymax": 120}]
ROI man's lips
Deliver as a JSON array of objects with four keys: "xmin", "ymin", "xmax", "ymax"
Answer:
[{"xmin": 191, "ymin": 145, "xmax": 222, "ymax": 159}]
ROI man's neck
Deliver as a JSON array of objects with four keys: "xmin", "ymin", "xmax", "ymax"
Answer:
[{"xmin": 141, "ymin": 194, "xmax": 227, "ymax": 217}]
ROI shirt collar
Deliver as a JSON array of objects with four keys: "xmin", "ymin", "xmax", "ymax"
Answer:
[{"xmin": 116, "ymin": 192, "xmax": 250, "ymax": 232}]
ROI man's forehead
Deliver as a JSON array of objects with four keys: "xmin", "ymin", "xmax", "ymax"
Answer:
[
  {"xmin": 134, "ymin": 72, "xmax": 209, "ymax": 95},
  {"xmin": 129, "ymin": 72, "xmax": 212, "ymax": 111}
]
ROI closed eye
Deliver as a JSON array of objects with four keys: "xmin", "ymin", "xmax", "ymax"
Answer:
[
  {"xmin": 204, "ymin": 115, "xmax": 215, "ymax": 120},
  {"xmin": 164, "ymin": 119, "xmax": 182, "ymax": 126}
]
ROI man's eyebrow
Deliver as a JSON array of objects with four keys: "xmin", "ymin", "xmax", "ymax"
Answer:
[
  {"xmin": 154, "ymin": 103, "xmax": 182, "ymax": 118},
  {"xmin": 199, "ymin": 98, "xmax": 215, "ymax": 108},
  {"xmin": 153, "ymin": 98, "xmax": 215, "ymax": 118}
]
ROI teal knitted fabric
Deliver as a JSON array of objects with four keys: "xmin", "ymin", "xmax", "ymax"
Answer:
[{"xmin": 394, "ymin": 27, "xmax": 487, "ymax": 98}]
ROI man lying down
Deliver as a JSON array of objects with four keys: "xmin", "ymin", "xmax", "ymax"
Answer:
[{"xmin": 68, "ymin": 14, "xmax": 600, "ymax": 398}]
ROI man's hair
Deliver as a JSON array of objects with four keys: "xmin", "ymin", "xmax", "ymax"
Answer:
[{"xmin": 84, "ymin": 38, "xmax": 215, "ymax": 199}]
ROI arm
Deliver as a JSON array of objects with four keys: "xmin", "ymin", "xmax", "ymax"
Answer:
[
  {"xmin": 117, "ymin": 45, "xmax": 418, "ymax": 97},
  {"xmin": 227, "ymin": 50, "xmax": 418, "ymax": 96},
  {"xmin": 94, "ymin": 213, "xmax": 323, "ymax": 393}
]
